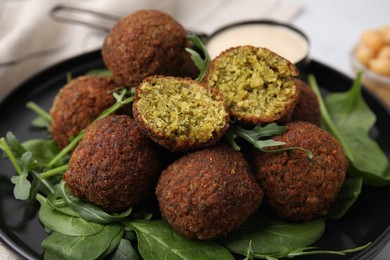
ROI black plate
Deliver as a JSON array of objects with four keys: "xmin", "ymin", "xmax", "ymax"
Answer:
[{"xmin": 0, "ymin": 50, "xmax": 390, "ymax": 260}]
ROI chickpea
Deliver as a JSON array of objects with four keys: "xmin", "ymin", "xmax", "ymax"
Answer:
[
  {"xmin": 369, "ymin": 58, "xmax": 390, "ymax": 77},
  {"xmin": 379, "ymin": 26, "xmax": 390, "ymax": 44},
  {"xmin": 361, "ymin": 30, "xmax": 384, "ymax": 53},
  {"xmin": 356, "ymin": 43, "xmax": 375, "ymax": 66},
  {"xmin": 378, "ymin": 45, "xmax": 390, "ymax": 60}
]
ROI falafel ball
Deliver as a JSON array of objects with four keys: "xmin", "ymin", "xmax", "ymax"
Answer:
[
  {"xmin": 249, "ymin": 121, "xmax": 347, "ymax": 221},
  {"xmin": 132, "ymin": 76, "xmax": 230, "ymax": 152},
  {"xmin": 102, "ymin": 10, "xmax": 194, "ymax": 88},
  {"xmin": 156, "ymin": 145, "xmax": 263, "ymax": 240},
  {"xmin": 50, "ymin": 75, "xmax": 123, "ymax": 149},
  {"xmin": 291, "ymin": 79, "xmax": 321, "ymax": 126},
  {"xmin": 204, "ymin": 46, "xmax": 300, "ymax": 125},
  {"xmin": 64, "ymin": 115, "xmax": 163, "ymax": 213}
]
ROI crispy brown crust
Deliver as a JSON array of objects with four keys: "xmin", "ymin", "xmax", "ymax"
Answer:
[
  {"xmin": 102, "ymin": 10, "xmax": 190, "ymax": 88},
  {"xmin": 249, "ymin": 121, "xmax": 347, "ymax": 221},
  {"xmin": 156, "ymin": 145, "xmax": 263, "ymax": 240},
  {"xmin": 204, "ymin": 45, "xmax": 300, "ymax": 125},
  {"xmin": 64, "ymin": 115, "xmax": 163, "ymax": 213},
  {"xmin": 50, "ymin": 75, "xmax": 120, "ymax": 149},
  {"xmin": 132, "ymin": 76, "xmax": 230, "ymax": 152},
  {"xmin": 291, "ymin": 79, "xmax": 321, "ymax": 126}
]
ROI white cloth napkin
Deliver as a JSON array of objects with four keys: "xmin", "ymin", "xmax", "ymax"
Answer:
[{"xmin": 0, "ymin": 0, "xmax": 303, "ymax": 103}]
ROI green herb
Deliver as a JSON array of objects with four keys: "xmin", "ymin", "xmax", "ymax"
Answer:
[
  {"xmin": 26, "ymin": 101, "xmax": 51, "ymax": 130},
  {"xmin": 326, "ymin": 176, "xmax": 363, "ymax": 219},
  {"xmin": 243, "ymin": 242, "xmax": 371, "ymax": 259},
  {"xmin": 107, "ymin": 239, "xmax": 139, "ymax": 260},
  {"xmin": 186, "ymin": 34, "xmax": 211, "ymax": 81},
  {"xmin": 308, "ymin": 73, "xmax": 390, "ymax": 186},
  {"xmin": 58, "ymin": 181, "xmax": 133, "ymax": 224},
  {"xmin": 85, "ymin": 69, "xmax": 112, "ymax": 76},
  {"xmin": 219, "ymin": 211, "xmax": 325, "ymax": 257},
  {"xmin": 226, "ymin": 123, "xmax": 313, "ymax": 158},
  {"xmin": 10, "ymin": 152, "xmax": 33, "ymax": 200},
  {"xmin": 37, "ymin": 194, "xmax": 104, "ymax": 236},
  {"xmin": 41, "ymin": 224, "xmax": 123, "ymax": 260},
  {"xmin": 126, "ymin": 219, "xmax": 234, "ymax": 260}
]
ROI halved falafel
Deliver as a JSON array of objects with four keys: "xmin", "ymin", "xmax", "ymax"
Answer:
[
  {"xmin": 249, "ymin": 121, "xmax": 347, "ymax": 221},
  {"xmin": 156, "ymin": 145, "xmax": 263, "ymax": 240},
  {"xmin": 204, "ymin": 46, "xmax": 300, "ymax": 125},
  {"xmin": 132, "ymin": 76, "xmax": 230, "ymax": 152},
  {"xmin": 102, "ymin": 10, "xmax": 195, "ymax": 88},
  {"xmin": 50, "ymin": 75, "xmax": 121, "ymax": 149},
  {"xmin": 64, "ymin": 115, "xmax": 163, "ymax": 213}
]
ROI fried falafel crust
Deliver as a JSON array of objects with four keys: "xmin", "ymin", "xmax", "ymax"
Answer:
[
  {"xmin": 204, "ymin": 45, "xmax": 300, "ymax": 125},
  {"xmin": 102, "ymin": 9, "xmax": 191, "ymax": 88},
  {"xmin": 291, "ymin": 79, "xmax": 321, "ymax": 126},
  {"xmin": 132, "ymin": 76, "xmax": 230, "ymax": 152},
  {"xmin": 156, "ymin": 145, "xmax": 263, "ymax": 240},
  {"xmin": 50, "ymin": 75, "xmax": 119, "ymax": 149},
  {"xmin": 64, "ymin": 115, "xmax": 163, "ymax": 213},
  {"xmin": 249, "ymin": 121, "xmax": 347, "ymax": 221}
]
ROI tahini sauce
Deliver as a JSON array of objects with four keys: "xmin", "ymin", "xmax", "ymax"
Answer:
[{"xmin": 206, "ymin": 24, "xmax": 309, "ymax": 63}]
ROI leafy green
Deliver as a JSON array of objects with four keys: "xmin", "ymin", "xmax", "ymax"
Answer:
[
  {"xmin": 327, "ymin": 176, "xmax": 363, "ymax": 219},
  {"xmin": 26, "ymin": 101, "xmax": 51, "ymax": 129},
  {"xmin": 219, "ymin": 211, "xmax": 325, "ymax": 256},
  {"xmin": 10, "ymin": 152, "xmax": 33, "ymax": 200},
  {"xmin": 226, "ymin": 123, "xmax": 313, "ymax": 158},
  {"xmin": 107, "ymin": 239, "xmax": 139, "ymax": 260},
  {"xmin": 244, "ymin": 242, "xmax": 370, "ymax": 259},
  {"xmin": 41, "ymin": 224, "xmax": 123, "ymax": 260},
  {"xmin": 85, "ymin": 69, "xmax": 112, "ymax": 76},
  {"xmin": 37, "ymin": 194, "xmax": 104, "ymax": 236},
  {"xmin": 186, "ymin": 34, "xmax": 211, "ymax": 81},
  {"xmin": 127, "ymin": 219, "xmax": 234, "ymax": 260},
  {"xmin": 308, "ymin": 73, "xmax": 390, "ymax": 186},
  {"xmin": 58, "ymin": 181, "xmax": 132, "ymax": 224}
]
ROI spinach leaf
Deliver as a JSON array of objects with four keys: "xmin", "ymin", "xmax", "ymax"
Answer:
[
  {"xmin": 107, "ymin": 239, "xmax": 139, "ymax": 260},
  {"xmin": 327, "ymin": 176, "xmax": 363, "ymax": 219},
  {"xmin": 219, "ymin": 211, "xmax": 325, "ymax": 256},
  {"xmin": 127, "ymin": 219, "xmax": 234, "ymax": 260},
  {"xmin": 308, "ymin": 74, "xmax": 390, "ymax": 186},
  {"xmin": 58, "ymin": 181, "xmax": 132, "ymax": 224},
  {"xmin": 37, "ymin": 194, "xmax": 104, "ymax": 236},
  {"xmin": 41, "ymin": 224, "xmax": 123, "ymax": 260}
]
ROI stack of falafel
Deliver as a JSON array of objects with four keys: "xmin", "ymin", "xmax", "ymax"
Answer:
[{"xmin": 50, "ymin": 9, "xmax": 347, "ymax": 241}]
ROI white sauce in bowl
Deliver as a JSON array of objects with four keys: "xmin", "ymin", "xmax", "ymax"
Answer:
[{"xmin": 206, "ymin": 23, "xmax": 309, "ymax": 64}]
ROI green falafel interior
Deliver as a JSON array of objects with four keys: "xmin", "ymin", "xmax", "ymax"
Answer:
[
  {"xmin": 205, "ymin": 46, "xmax": 299, "ymax": 124},
  {"xmin": 134, "ymin": 76, "xmax": 229, "ymax": 149}
]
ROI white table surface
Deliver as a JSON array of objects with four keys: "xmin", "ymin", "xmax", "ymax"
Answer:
[{"xmin": 1, "ymin": 0, "xmax": 390, "ymax": 259}]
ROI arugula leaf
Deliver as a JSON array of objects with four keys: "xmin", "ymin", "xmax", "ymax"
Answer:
[
  {"xmin": 186, "ymin": 34, "xmax": 211, "ymax": 81},
  {"xmin": 10, "ymin": 152, "xmax": 33, "ymax": 200},
  {"xmin": 58, "ymin": 181, "xmax": 132, "ymax": 224},
  {"xmin": 127, "ymin": 219, "xmax": 234, "ymax": 260},
  {"xmin": 308, "ymin": 73, "xmax": 390, "ymax": 186},
  {"xmin": 85, "ymin": 69, "xmax": 112, "ymax": 76},
  {"xmin": 226, "ymin": 123, "xmax": 313, "ymax": 158}
]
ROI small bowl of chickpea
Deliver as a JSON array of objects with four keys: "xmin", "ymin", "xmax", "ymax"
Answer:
[{"xmin": 352, "ymin": 26, "xmax": 390, "ymax": 87}]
